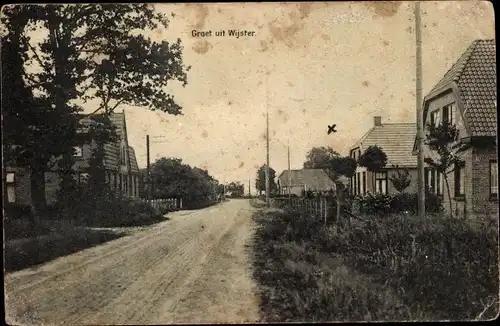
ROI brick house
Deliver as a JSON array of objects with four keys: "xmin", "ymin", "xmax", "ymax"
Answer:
[
  {"xmin": 4, "ymin": 111, "xmax": 141, "ymax": 206},
  {"xmin": 413, "ymin": 39, "xmax": 498, "ymax": 219},
  {"xmin": 349, "ymin": 117, "xmax": 418, "ymax": 196},
  {"xmin": 277, "ymin": 169, "xmax": 340, "ymax": 196}
]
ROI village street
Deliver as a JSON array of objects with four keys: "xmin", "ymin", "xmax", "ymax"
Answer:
[{"xmin": 5, "ymin": 200, "xmax": 260, "ymax": 325}]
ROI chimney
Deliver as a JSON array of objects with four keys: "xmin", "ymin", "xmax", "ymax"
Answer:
[{"xmin": 374, "ymin": 116, "xmax": 382, "ymax": 126}]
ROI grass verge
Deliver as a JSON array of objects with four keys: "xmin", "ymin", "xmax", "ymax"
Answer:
[{"xmin": 251, "ymin": 209, "xmax": 499, "ymax": 322}]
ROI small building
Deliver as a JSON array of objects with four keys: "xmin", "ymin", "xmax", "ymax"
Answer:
[
  {"xmin": 413, "ymin": 39, "xmax": 497, "ymax": 219},
  {"xmin": 277, "ymin": 169, "xmax": 337, "ymax": 196},
  {"xmin": 349, "ymin": 117, "xmax": 418, "ymax": 196}
]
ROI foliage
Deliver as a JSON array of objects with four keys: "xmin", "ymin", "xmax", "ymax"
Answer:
[
  {"xmin": 330, "ymin": 156, "xmax": 357, "ymax": 178},
  {"xmin": 147, "ymin": 157, "xmax": 219, "ymax": 208},
  {"xmin": 358, "ymin": 145, "xmax": 388, "ymax": 173},
  {"xmin": 225, "ymin": 181, "xmax": 245, "ymax": 197},
  {"xmin": 424, "ymin": 121, "xmax": 470, "ymax": 217},
  {"xmin": 256, "ymin": 164, "xmax": 278, "ymax": 194},
  {"xmin": 303, "ymin": 147, "xmax": 355, "ymax": 182},
  {"xmin": 252, "ymin": 209, "xmax": 499, "ymax": 321},
  {"xmin": 303, "ymin": 146, "xmax": 340, "ymax": 169},
  {"xmin": 1, "ymin": 4, "xmax": 190, "ymax": 213},
  {"xmin": 356, "ymin": 192, "xmax": 444, "ymax": 216},
  {"xmin": 389, "ymin": 165, "xmax": 412, "ymax": 193}
]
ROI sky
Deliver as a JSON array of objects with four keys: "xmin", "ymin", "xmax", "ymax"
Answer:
[{"xmin": 22, "ymin": 2, "xmax": 497, "ymax": 194}]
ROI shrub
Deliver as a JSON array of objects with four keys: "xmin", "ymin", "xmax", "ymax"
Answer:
[
  {"xmin": 4, "ymin": 203, "xmax": 33, "ymax": 220},
  {"xmin": 252, "ymin": 209, "xmax": 499, "ymax": 321},
  {"xmin": 357, "ymin": 192, "xmax": 443, "ymax": 216},
  {"xmin": 53, "ymin": 186, "xmax": 167, "ymax": 227}
]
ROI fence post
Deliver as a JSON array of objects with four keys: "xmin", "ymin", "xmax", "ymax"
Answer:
[
  {"xmin": 324, "ymin": 198, "xmax": 328, "ymax": 225},
  {"xmin": 180, "ymin": 198, "xmax": 183, "ymax": 209}
]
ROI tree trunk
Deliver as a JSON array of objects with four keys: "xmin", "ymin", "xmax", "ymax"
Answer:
[
  {"xmin": 30, "ymin": 165, "xmax": 46, "ymax": 224},
  {"xmin": 444, "ymin": 175, "xmax": 453, "ymax": 219}
]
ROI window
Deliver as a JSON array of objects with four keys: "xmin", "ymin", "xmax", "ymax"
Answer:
[
  {"xmin": 442, "ymin": 103, "xmax": 455, "ymax": 125},
  {"xmin": 362, "ymin": 172, "xmax": 366, "ymax": 195},
  {"xmin": 454, "ymin": 162, "xmax": 465, "ymax": 197},
  {"xmin": 375, "ymin": 172, "xmax": 388, "ymax": 194},
  {"xmin": 425, "ymin": 168, "xmax": 443, "ymax": 195},
  {"xmin": 490, "ymin": 160, "xmax": 498, "ymax": 198},
  {"xmin": 6, "ymin": 172, "xmax": 16, "ymax": 203},
  {"xmin": 73, "ymin": 146, "xmax": 83, "ymax": 157},
  {"xmin": 430, "ymin": 109, "xmax": 441, "ymax": 127},
  {"xmin": 357, "ymin": 172, "xmax": 361, "ymax": 195}
]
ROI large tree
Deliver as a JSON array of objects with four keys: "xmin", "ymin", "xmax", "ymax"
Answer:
[
  {"xmin": 303, "ymin": 146, "xmax": 340, "ymax": 169},
  {"xmin": 2, "ymin": 4, "xmax": 190, "ymax": 214},
  {"xmin": 149, "ymin": 158, "xmax": 218, "ymax": 207},
  {"xmin": 256, "ymin": 165, "xmax": 277, "ymax": 195},
  {"xmin": 226, "ymin": 181, "xmax": 245, "ymax": 197}
]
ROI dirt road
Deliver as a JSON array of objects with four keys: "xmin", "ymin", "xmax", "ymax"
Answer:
[{"xmin": 5, "ymin": 200, "xmax": 261, "ymax": 325}]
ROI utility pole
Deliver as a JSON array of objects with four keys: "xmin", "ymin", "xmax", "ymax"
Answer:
[
  {"xmin": 146, "ymin": 134, "xmax": 151, "ymax": 200},
  {"xmin": 265, "ymin": 71, "xmax": 270, "ymax": 208},
  {"xmin": 415, "ymin": 1, "xmax": 426, "ymax": 219},
  {"xmin": 288, "ymin": 140, "xmax": 291, "ymax": 203},
  {"xmin": 248, "ymin": 173, "xmax": 251, "ymax": 198}
]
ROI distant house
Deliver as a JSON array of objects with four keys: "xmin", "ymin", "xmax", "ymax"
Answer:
[
  {"xmin": 349, "ymin": 116, "xmax": 417, "ymax": 196},
  {"xmin": 277, "ymin": 169, "xmax": 337, "ymax": 196},
  {"xmin": 413, "ymin": 39, "xmax": 497, "ymax": 219},
  {"xmin": 4, "ymin": 111, "xmax": 141, "ymax": 206}
]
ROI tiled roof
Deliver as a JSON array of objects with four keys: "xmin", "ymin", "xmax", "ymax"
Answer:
[
  {"xmin": 351, "ymin": 123, "xmax": 418, "ymax": 168},
  {"xmin": 278, "ymin": 169, "xmax": 336, "ymax": 190},
  {"xmin": 128, "ymin": 146, "xmax": 139, "ymax": 173},
  {"xmin": 425, "ymin": 39, "xmax": 497, "ymax": 137}
]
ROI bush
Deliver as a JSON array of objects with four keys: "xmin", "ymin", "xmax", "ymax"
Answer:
[
  {"xmin": 4, "ymin": 203, "xmax": 33, "ymax": 220},
  {"xmin": 252, "ymin": 209, "xmax": 499, "ymax": 321},
  {"xmin": 55, "ymin": 187, "xmax": 167, "ymax": 227},
  {"xmin": 357, "ymin": 192, "xmax": 443, "ymax": 216}
]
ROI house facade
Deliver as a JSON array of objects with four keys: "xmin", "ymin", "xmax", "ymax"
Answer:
[
  {"xmin": 277, "ymin": 169, "xmax": 338, "ymax": 196},
  {"xmin": 349, "ymin": 116, "xmax": 418, "ymax": 196},
  {"xmin": 413, "ymin": 39, "xmax": 497, "ymax": 219},
  {"xmin": 4, "ymin": 111, "xmax": 141, "ymax": 206}
]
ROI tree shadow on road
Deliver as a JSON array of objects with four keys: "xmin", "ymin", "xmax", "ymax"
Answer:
[{"xmin": 4, "ymin": 228, "xmax": 127, "ymax": 273}]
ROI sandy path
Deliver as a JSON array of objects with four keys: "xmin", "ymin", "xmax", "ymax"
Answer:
[{"xmin": 4, "ymin": 200, "xmax": 260, "ymax": 325}]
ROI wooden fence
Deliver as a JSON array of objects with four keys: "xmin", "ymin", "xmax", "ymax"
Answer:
[
  {"xmin": 271, "ymin": 197, "xmax": 339, "ymax": 224},
  {"xmin": 142, "ymin": 198, "xmax": 182, "ymax": 212}
]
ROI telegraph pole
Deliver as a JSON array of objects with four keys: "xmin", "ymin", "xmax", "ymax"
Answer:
[
  {"xmin": 288, "ymin": 141, "xmax": 291, "ymax": 201},
  {"xmin": 146, "ymin": 134, "xmax": 151, "ymax": 200},
  {"xmin": 248, "ymin": 173, "xmax": 251, "ymax": 198},
  {"xmin": 265, "ymin": 78, "xmax": 270, "ymax": 208},
  {"xmin": 415, "ymin": 1, "xmax": 426, "ymax": 219}
]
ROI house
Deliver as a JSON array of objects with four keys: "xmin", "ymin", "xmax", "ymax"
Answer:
[
  {"xmin": 349, "ymin": 117, "xmax": 418, "ymax": 196},
  {"xmin": 277, "ymin": 169, "xmax": 338, "ymax": 196},
  {"xmin": 413, "ymin": 39, "xmax": 497, "ymax": 219},
  {"xmin": 4, "ymin": 111, "xmax": 141, "ymax": 206}
]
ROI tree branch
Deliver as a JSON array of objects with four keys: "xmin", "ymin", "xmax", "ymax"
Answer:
[{"xmin": 25, "ymin": 39, "xmax": 50, "ymax": 72}]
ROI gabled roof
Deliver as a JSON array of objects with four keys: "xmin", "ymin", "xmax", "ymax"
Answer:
[
  {"xmin": 350, "ymin": 123, "xmax": 418, "ymax": 168},
  {"xmin": 278, "ymin": 169, "xmax": 336, "ymax": 190},
  {"xmin": 128, "ymin": 146, "xmax": 139, "ymax": 173},
  {"xmin": 424, "ymin": 39, "xmax": 497, "ymax": 137}
]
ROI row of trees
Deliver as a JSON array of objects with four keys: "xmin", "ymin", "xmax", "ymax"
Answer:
[{"xmin": 2, "ymin": 4, "xmax": 190, "ymax": 219}]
